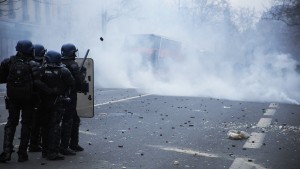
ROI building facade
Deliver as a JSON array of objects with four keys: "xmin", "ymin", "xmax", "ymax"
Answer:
[{"xmin": 0, "ymin": 0, "xmax": 71, "ymax": 59}]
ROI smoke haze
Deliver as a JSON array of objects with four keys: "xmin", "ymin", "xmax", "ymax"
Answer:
[{"xmin": 30, "ymin": 0, "xmax": 300, "ymax": 104}]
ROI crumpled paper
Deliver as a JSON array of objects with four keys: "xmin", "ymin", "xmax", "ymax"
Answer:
[{"xmin": 227, "ymin": 130, "xmax": 250, "ymax": 140}]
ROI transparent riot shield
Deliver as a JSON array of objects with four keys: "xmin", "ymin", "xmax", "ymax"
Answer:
[{"xmin": 75, "ymin": 58, "xmax": 94, "ymax": 118}]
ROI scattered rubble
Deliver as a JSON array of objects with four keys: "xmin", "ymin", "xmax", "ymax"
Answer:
[{"xmin": 174, "ymin": 160, "xmax": 180, "ymax": 165}]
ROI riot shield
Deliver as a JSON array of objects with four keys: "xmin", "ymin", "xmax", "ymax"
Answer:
[{"xmin": 76, "ymin": 58, "xmax": 94, "ymax": 118}]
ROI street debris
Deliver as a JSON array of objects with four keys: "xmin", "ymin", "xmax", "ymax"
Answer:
[
  {"xmin": 227, "ymin": 130, "xmax": 250, "ymax": 140},
  {"xmin": 174, "ymin": 160, "xmax": 180, "ymax": 165}
]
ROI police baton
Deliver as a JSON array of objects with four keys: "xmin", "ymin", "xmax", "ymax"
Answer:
[{"xmin": 79, "ymin": 49, "xmax": 90, "ymax": 71}]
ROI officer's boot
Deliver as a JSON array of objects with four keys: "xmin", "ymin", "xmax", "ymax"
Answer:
[
  {"xmin": 0, "ymin": 152, "xmax": 11, "ymax": 162},
  {"xmin": 47, "ymin": 152, "xmax": 65, "ymax": 161},
  {"xmin": 47, "ymin": 125, "xmax": 65, "ymax": 160},
  {"xmin": 69, "ymin": 117, "xmax": 84, "ymax": 152},
  {"xmin": 60, "ymin": 119, "xmax": 76, "ymax": 156},
  {"xmin": 18, "ymin": 123, "xmax": 31, "ymax": 162},
  {"xmin": 17, "ymin": 152, "xmax": 28, "ymax": 162},
  {"xmin": 0, "ymin": 126, "xmax": 16, "ymax": 162}
]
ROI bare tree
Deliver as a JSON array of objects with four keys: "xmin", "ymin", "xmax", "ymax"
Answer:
[
  {"xmin": 264, "ymin": 0, "xmax": 300, "ymax": 26},
  {"xmin": 179, "ymin": 0, "xmax": 232, "ymax": 29},
  {"xmin": 232, "ymin": 7, "xmax": 257, "ymax": 32},
  {"xmin": 257, "ymin": 0, "xmax": 300, "ymax": 61},
  {"xmin": 101, "ymin": 0, "xmax": 137, "ymax": 35}
]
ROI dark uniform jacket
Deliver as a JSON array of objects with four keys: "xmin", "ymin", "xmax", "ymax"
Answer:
[{"xmin": 61, "ymin": 58, "xmax": 85, "ymax": 93}]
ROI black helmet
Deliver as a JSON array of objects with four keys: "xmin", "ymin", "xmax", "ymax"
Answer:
[
  {"xmin": 61, "ymin": 43, "xmax": 78, "ymax": 58},
  {"xmin": 15, "ymin": 40, "xmax": 34, "ymax": 55},
  {"xmin": 34, "ymin": 44, "xmax": 47, "ymax": 57},
  {"xmin": 45, "ymin": 50, "xmax": 62, "ymax": 64},
  {"xmin": 34, "ymin": 44, "xmax": 46, "ymax": 63}
]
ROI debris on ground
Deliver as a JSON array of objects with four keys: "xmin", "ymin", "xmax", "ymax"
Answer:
[{"xmin": 227, "ymin": 130, "xmax": 250, "ymax": 140}]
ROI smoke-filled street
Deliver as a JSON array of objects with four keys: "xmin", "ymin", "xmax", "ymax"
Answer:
[
  {"xmin": 1, "ymin": 0, "xmax": 300, "ymax": 168},
  {"xmin": 0, "ymin": 88, "xmax": 299, "ymax": 169}
]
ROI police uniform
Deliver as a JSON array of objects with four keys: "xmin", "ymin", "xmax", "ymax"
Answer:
[
  {"xmin": 28, "ymin": 44, "xmax": 47, "ymax": 152},
  {"xmin": 0, "ymin": 40, "xmax": 38, "ymax": 162},
  {"xmin": 34, "ymin": 51, "xmax": 75, "ymax": 160},
  {"xmin": 60, "ymin": 43, "xmax": 87, "ymax": 154}
]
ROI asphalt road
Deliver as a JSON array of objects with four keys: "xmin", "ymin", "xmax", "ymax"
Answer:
[{"xmin": 0, "ymin": 88, "xmax": 299, "ymax": 169}]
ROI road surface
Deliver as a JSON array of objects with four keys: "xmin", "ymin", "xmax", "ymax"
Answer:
[{"xmin": 0, "ymin": 88, "xmax": 299, "ymax": 169}]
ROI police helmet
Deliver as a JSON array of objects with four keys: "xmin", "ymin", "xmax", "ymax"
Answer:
[
  {"xmin": 34, "ymin": 44, "xmax": 47, "ymax": 57},
  {"xmin": 45, "ymin": 50, "xmax": 62, "ymax": 64},
  {"xmin": 61, "ymin": 43, "xmax": 78, "ymax": 58},
  {"xmin": 15, "ymin": 40, "xmax": 34, "ymax": 55}
]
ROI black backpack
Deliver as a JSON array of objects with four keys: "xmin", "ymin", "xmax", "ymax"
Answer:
[{"xmin": 7, "ymin": 56, "xmax": 33, "ymax": 100}]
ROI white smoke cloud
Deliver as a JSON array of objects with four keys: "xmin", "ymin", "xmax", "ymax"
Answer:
[
  {"xmin": 229, "ymin": 0, "xmax": 272, "ymax": 12},
  {"xmin": 31, "ymin": 0, "xmax": 300, "ymax": 104}
]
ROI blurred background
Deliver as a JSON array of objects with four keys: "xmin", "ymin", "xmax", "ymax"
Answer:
[{"xmin": 0, "ymin": 0, "xmax": 300, "ymax": 104}]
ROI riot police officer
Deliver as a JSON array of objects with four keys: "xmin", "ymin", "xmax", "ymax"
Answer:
[
  {"xmin": 36, "ymin": 50, "xmax": 75, "ymax": 160},
  {"xmin": 0, "ymin": 40, "xmax": 39, "ymax": 162},
  {"xmin": 33, "ymin": 44, "xmax": 46, "ymax": 64},
  {"xmin": 60, "ymin": 43, "xmax": 87, "ymax": 154},
  {"xmin": 28, "ymin": 44, "xmax": 47, "ymax": 152}
]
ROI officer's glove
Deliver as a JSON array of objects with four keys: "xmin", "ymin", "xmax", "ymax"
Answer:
[
  {"xmin": 80, "ymin": 67, "xmax": 87, "ymax": 78},
  {"xmin": 57, "ymin": 95, "xmax": 71, "ymax": 105},
  {"xmin": 63, "ymin": 97, "xmax": 71, "ymax": 103}
]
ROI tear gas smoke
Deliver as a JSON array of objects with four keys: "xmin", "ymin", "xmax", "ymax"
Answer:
[{"xmin": 30, "ymin": 0, "xmax": 300, "ymax": 104}]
